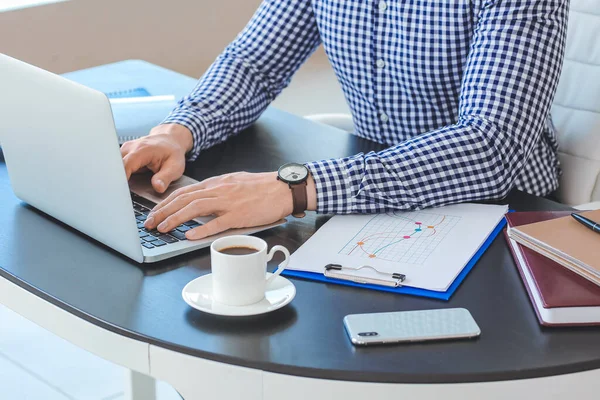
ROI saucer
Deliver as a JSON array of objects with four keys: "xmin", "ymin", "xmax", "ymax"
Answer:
[{"xmin": 182, "ymin": 273, "xmax": 296, "ymax": 317}]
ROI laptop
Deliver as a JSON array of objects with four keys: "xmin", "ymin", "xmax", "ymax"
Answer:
[{"xmin": 0, "ymin": 54, "xmax": 284, "ymax": 263}]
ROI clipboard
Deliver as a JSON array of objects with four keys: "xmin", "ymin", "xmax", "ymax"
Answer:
[
  {"xmin": 281, "ymin": 216, "xmax": 508, "ymax": 301},
  {"xmin": 323, "ymin": 264, "xmax": 406, "ymax": 287}
]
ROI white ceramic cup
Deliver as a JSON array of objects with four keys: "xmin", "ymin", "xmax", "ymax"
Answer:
[{"xmin": 210, "ymin": 235, "xmax": 290, "ymax": 306}]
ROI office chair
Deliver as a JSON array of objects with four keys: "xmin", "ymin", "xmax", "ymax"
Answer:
[{"xmin": 550, "ymin": 0, "xmax": 600, "ymax": 210}]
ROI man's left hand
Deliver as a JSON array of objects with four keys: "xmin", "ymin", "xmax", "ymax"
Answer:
[{"xmin": 144, "ymin": 172, "xmax": 296, "ymax": 240}]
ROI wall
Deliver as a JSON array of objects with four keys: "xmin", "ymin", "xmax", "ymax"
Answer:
[
  {"xmin": 0, "ymin": 0, "xmax": 262, "ymax": 76},
  {"xmin": 0, "ymin": 0, "xmax": 349, "ymax": 116}
]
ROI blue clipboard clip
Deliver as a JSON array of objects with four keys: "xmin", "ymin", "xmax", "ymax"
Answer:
[{"xmin": 323, "ymin": 263, "xmax": 406, "ymax": 288}]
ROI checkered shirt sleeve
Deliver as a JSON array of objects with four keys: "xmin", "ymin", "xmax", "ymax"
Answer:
[
  {"xmin": 307, "ymin": 0, "xmax": 568, "ymax": 213},
  {"xmin": 162, "ymin": 0, "xmax": 321, "ymax": 161}
]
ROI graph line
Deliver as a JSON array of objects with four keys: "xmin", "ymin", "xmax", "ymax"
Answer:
[{"xmin": 339, "ymin": 212, "xmax": 460, "ymax": 264}]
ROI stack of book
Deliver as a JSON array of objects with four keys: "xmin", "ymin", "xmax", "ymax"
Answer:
[{"xmin": 505, "ymin": 210, "xmax": 600, "ymax": 326}]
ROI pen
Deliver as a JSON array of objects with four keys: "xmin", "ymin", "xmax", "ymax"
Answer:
[{"xmin": 571, "ymin": 213, "xmax": 600, "ymax": 234}]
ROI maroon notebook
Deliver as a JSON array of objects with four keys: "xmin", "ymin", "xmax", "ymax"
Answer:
[{"xmin": 505, "ymin": 212, "xmax": 600, "ymax": 326}]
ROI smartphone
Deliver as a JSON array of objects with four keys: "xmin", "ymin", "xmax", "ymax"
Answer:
[{"xmin": 343, "ymin": 308, "xmax": 481, "ymax": 346}]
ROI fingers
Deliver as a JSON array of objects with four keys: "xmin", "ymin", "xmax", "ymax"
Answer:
[
  {"xmin": 120, "ymin": 144, "xmax": 130, "ymax": 158},
  {"xmin": 120, "ymin": 132, "xmax": 188, "ymax": 187},
  {"xmin": 187, "ymin": 214, "xmax": 234, "ymax": 240},
  {"xmin": 146, "ymin": 189, "xmax": 213, "ymax": 228},
  {"xmin": 122, "ymin": 151, "xmax": 153, "ymax": 181},
  {"xmin": 151, "ymin": 157, "xmax": 185, "ymax": 193},
  {"xmin": 151, "ymin": 173, "xmax": 241, "ymax": 210},
  {"xmin": 152, "ymin": 182, "xmax": 206, "ymax": 213},
  {"xmin": 152, "ymin": 198, "xmax": 218, "ymax": 233}
]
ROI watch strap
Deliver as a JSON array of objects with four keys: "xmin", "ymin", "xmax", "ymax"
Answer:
[{"xmin": 290, "ymin": 181, "xmax": 308, "ymax": 218}]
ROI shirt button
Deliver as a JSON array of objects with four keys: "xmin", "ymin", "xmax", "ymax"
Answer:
[
  {"xmin": 380, "ymin": 113, "xmax": 389, "ymax": 123},
  {"xmin": 376, "ymin": 59, "xmax": 385, "ymax": 69},
  {"xmin": 378, "ymin": 1, "xmax": 387, "ymax": 11}
]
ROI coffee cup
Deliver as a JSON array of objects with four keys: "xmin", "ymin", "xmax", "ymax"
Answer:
[{"xmin": 210, "ymin": 235, "xmax": 290, "ymax": 306}]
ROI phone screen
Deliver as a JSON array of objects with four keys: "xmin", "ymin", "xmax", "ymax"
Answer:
[{"xmin": 343, "ymin": 308, "xmax": 480, "ymax": 346}]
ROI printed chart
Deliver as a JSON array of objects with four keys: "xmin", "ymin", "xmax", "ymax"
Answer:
[{"xmin": 339, "ymin": 211, "xmax": 461, "ymax": 264}]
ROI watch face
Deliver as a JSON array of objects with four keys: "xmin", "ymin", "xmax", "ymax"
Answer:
[{"xmin": 278, "ymin": 163, "xmax": 309, "ymax": 184}]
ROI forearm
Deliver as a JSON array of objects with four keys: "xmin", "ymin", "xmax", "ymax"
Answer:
[
  {"xmin": 162, "ymin": 0, "xmax": 321, "ymax": 161},
  {"xmin": 162, "ymin": 56, "xmax": 275, "ymax": 160},
  {"xmin": 306, "ymin": 118, "xmax": 526, "ymax": 214}
]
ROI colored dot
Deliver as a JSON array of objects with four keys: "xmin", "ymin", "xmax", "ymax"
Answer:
[
  {"xmin": 415, "ymin": 228, "xmax": 422, "ymax": 232},
  {"xmin": 415, "ymin": 222, "xmax": 422, "ymax": 225},
  {"xmin": 427, "ymin": 225, "xmax": 434, "ymax": 229},
  {"xmin": 369, "ymin": 254, "xmax": 376, "ymax": 258},
  {"xmin": 403, "ymin": 235, "xmax": 411, "ymax": 239},
  {"xmin": 357, "ymin": 241, "xmax": 364, "ymax": 246}
]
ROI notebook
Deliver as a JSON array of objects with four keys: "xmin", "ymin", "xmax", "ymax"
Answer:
[
  {"xmin": 282, "ymin": 203, "xmax": 508, "ymax": 300},
  {"xmin": 505, "ymin": 212, "xmax": 600, "ymax": 326},
  {"xmin": 105, "ymin": 87, "xmax": 152, "ymax": 98},
  {"xmin": 507, "ymin": 210, "xmax": 600, "ymax": 286}
]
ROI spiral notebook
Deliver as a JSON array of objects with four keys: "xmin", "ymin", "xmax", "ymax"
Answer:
[{"xmin": 105, "ymin": 87, "xmax": 152, "ymax": 98}]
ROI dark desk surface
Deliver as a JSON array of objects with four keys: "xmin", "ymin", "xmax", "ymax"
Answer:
[{"xmin": 2, "ymin": 85, "xmax": 600, "ymax": 386}]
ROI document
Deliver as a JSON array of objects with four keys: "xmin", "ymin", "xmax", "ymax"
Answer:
[{"xmin": 287, "ymin": 203, "xmax": 508, "ymax": 291}]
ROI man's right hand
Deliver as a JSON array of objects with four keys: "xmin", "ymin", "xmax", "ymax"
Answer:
[{"xmin": 120, "ymin": 124, "xmax": 194, "ymax": 193}]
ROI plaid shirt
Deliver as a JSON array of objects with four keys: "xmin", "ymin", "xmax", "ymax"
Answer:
[{"xmin": 163, "ymin": 0, "xmax": 568, "ymax": 214}]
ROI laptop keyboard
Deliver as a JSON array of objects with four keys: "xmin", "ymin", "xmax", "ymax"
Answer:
[{"xmin": 131, "ymin": 192, "xmax": 201, "ymax": 249}]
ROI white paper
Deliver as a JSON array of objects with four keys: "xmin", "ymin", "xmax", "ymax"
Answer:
[{"xmin": 287, "ymin": 203, "xmax": 508, "ymax": 291}]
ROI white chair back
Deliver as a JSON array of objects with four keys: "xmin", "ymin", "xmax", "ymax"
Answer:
[{"xmin": 551, "ymin": 0, "xmax": 600, "ymax": 205}]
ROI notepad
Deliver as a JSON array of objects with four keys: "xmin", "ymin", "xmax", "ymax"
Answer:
[
  {"xmin": 507, "ymin": 210, "xmax": 600, "ymax": 287},
  {"xmin": 285, "ymin": 203, "xmax": 508, "ymax": 293},
  {"xmin": 505, "ymin": 211, "xmax": 600, "ymax": 326}
]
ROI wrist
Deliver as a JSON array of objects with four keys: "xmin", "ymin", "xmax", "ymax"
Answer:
[
  {"xmin": 271, "ymin": 172, "xmax": 295, "ymax": 216},
  {"xmin": 156, "ymin": 123, "xmax": 194, "ymax": 154},
  {"xmin": 274, "ymin": 170, "xmax": 317, "ymax": 216}
]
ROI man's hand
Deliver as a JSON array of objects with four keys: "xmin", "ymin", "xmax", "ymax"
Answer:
[
  {"xmin": 121, "ymin": 124, "xmax": 193, "ymax": 193},
  {"xmin": 144, "ymin": 172, "xmax": 316, "ymax": 240}
]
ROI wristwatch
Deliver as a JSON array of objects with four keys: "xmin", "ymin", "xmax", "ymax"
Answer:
[{"xmin": 277, "ymin": 162, "xmax": 309, "ymax": 218}]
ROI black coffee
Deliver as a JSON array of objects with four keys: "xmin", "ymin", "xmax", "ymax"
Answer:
[{"xmin": 219, "ymin": 246, "xmax": 259, "ymax": 256}]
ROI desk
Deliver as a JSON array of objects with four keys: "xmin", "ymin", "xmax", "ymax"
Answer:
[{"xmin": 1, "ymin": 62, "xmax": 600, "ymax": 399}]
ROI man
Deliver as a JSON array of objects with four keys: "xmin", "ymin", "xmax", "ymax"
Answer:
[{"xmin": 121, "ymin": 0, "xmax": 568, "ymax": 240}]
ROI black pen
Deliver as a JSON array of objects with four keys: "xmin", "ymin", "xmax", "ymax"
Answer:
[{"xmin": 571, "ymin": 213, "xmax": 600, "ymax": 234}]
